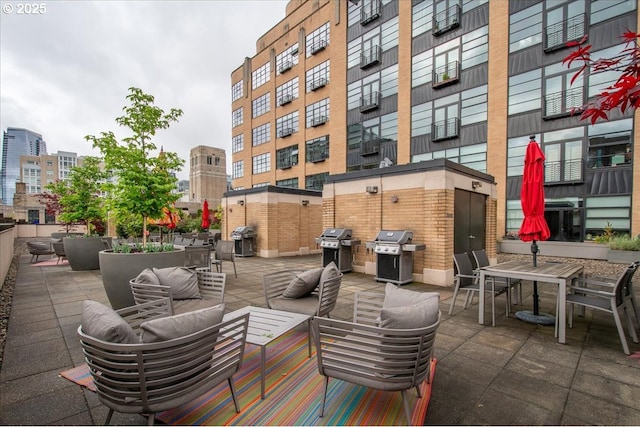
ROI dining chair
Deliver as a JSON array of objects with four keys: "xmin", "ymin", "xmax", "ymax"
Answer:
[
  {"xmin": 472, "ymin": 249, "xmax": 522, "ymax": 305},
  {"xmin": 450, "ymin": 253, "xmax": 510, "ymax": 326},
  {"xmin": 214, "ymin": 240, "xmax": 237, "ymax": 278},
  {"xmin": 567, "ymin": 262, "xmax": 639, "ymax": 355}
]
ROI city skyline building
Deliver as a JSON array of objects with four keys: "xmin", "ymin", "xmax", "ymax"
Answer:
[
  {"xmin": 230, "ymin": 0, "xmax": 640, "ymax": 243},
  {"xmin": 1, "ymin": 127, "xmax": 47, "ymax": 206}
]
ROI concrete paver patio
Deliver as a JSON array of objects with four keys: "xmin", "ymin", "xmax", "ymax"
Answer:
[{"xmin": 0, "ymin": 240, "xmax": 639, "ymax": 425}]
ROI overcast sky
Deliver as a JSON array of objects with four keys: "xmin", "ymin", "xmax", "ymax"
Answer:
[{"xmin": 0, "ymin": 0, "xmax": 288, "ymax": 180}]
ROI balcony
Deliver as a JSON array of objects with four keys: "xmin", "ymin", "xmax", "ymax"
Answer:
[
  {"xmin": 310, "ymin": 115, "xmax": 328, "ymax": 127},
  {"xmin": 309, "ymin": 40, "xmax": 327, "ymax": 55},
  {"xmin": 360, "ymin": 138, "xmax": 381, "ymax": 156},
  {"xmin": 359, "ymin": 91, "xmax": 381, "ymax": 113},
  {"xmin": 433, "ymin": 4, "xmax": 460, "ymax": 36},
  {"xmin": 544, "ymin": 14, "xmax": 586, "ymax": 52},
  {"xmin": 278, "ymin": 61, "xmax": 293, "ymax": 74},
  {"xmin": 278, "ymin": 128, "xmax": 294, "ymax": 138},
  {"xmin": 431, "ymin": 117, "xmax": 459, "ymax": 141},
  {"xmin": 278, "ymin": 94, "xmax": 294, "ymax": 106},
  {"xmin": 360, "ymin": 0, "xmax": 380, "ymax": 25},
  {"xmin": 543, "ymin": 87, "xmax": 584, "ymax": 119},
  {"xmin": 360, "ymin": 45, "xmax": 381, "ymax": 69},
  {"xmin": 308, "ymin": 151, "xmax": 328, "ymax": 163},
  {"xmin": 278, "ymin": 158, "xmax": 295, "ymax": 170},
  {"xmin": 310, "ymin": 77, "xmax": 327, "ymax": 91},
  {"xmin": 432, "ymin": 61, "xmax": 460, "ymax": 88}
]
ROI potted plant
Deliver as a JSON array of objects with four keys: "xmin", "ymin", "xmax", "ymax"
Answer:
[
  {"xmin": 607, "ymin": 234, "xmax": 640, "ymax": 264},
  {"xmin": 86, "ymin": 87, "xmax": 186, "ymax": 308}
]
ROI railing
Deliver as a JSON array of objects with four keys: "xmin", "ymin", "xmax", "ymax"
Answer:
[
  {"xmin": 278, "ymin": 94, "xmax": 294, "ymax": 106},
  {"xmin": 360, "ymin": 138, "xmax": 381, "ymax": 156},
  {"xmin": 308, "ymin": 151, "xmax": 328, "ymax": 163},
  {"xmin": 360, "ymin": 91, "xmax": 381, "ymax": 113},
  {"xmin": 544, "ymin": 87, "xmax": 583, "ymax": 118},
  {"xmin": 360, "ymin": 45, "xmax": 381, "ymax": 69},
  {"xmin": 431, "ymin": 117, "xmax": 459, "ymax": 141},
  {"xmin": 433, "ymin": 4, "xmax": 460, "ymax": 36},
  {"xmin": 278, "ymin": 128, "xmax": 294, "ymax": 138},
  {"xmin": 432, "ymin": 61, "xmax": 460, "ymax": 87},
  {"xmin": 544, "ymin": 159, "xmax": 583, "ymax": 183},
  {"xmin": 360, "ymin": 0, "xmax": 381, "ymax": 25},
  {"xmin": 279, "ymin": 61, "xmax": 293, "ymax": 74},
  {"xmin": 310, "ymin": 115, "xmax": 328, "ymax": 127},
  {"xmin": 278, "ymin": 158, "xmax": 295, "ymax": 169},
  {"xmin": 544, "ymin": 14, "xmax": 586, "ymax": 52},
  {"xmin": 309, "ymin": 39, "xmax": 327, "ymax": 55},
  {"xmin": 310, "ymin": 77, "xmax": 328, "ymax": 91}
]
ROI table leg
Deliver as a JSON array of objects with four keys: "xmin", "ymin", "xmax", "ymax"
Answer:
[
  {"xmin": 558, "ymin": 279, "xmax": 566, "ymax": 344},
  {"xmin": 260, "ymin": 345, "xmax": 266, "ymax": 399},
  {"xmin": 479, "ymin": 270, "xmax": 486, "ymax": 325}
]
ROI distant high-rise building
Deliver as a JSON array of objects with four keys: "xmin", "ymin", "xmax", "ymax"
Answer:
[
  {"xmin": 189, "ymin": 146, "xmax": 227, "ymax": 208},
  {"xmin": 1, "ymin": 128, "xmax": 47, "ymax": 205}
]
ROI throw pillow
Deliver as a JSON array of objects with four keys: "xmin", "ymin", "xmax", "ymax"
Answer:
[
  {"xmin": 382, "ymin": 282, "xmax": 436, "ymax": 308},
  {"xmin": 139, "ymin": 303, "xmax": 225, "ymax": 343},
  {"xmin": 379, "ymin": 293, "xmax": 440, "ymax": 329},
  {"xmin": 319, "ymin": 261, "xmax": 341, "ymax": 285},
  {"xmin": 153, "ymin": 267, "xmax": 201, "ymax": 300},
  {"xmin": 81, "ymin": 300, "xmax": 138, "ymax": 343},
  {"xmin": 283, "ymin": 267, "xmax": 323, "ymax": 298},
  {"xmin": 134, "ymin": 268, "xmax": 161, "ymax": 285}
]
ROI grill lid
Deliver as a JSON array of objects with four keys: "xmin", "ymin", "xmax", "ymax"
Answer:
[
  {"xmin": 373, "ymin": 230, "xmax": 413, "ymax": 244},
  {"xmin": 319, "ymin": 228, "xmax": 352, "ymax": 240},
  {"xmin": 231, "ymin": 226, "xmax": 255, "ymax": 236}
]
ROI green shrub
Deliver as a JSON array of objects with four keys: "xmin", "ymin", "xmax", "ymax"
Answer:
[{"xmin": 608, "ymin": 235, "xmax": 640, "ymax": 251}]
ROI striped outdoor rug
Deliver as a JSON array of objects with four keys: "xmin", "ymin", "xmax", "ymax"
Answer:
[{"xmin": 60, "ymin": 330, "xmax": 436, "ymax": 426}]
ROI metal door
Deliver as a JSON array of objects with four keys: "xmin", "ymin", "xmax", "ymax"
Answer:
[{"xmin": 454, "ymin": 189, "xmax": 486, "ymax": 255}]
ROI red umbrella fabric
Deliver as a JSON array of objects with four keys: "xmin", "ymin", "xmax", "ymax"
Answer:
[
  {"xmin": 201, "ymin": 199, "xmax": 210, "ymax": 230},
  {"xmin": 519, "ymin": 136, "xmax": 550, "ymax": 243}
]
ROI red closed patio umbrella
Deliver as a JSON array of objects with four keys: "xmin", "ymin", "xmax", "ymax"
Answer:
[
  {"xmin": 201, "ymin": 199, "xmax": 210, "ymax": 230},
  {"xmin": 517, "ymin": 135, "xmax": 552, "ymax": 322}
]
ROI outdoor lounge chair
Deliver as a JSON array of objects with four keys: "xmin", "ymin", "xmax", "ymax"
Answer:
[
  {"xmin": 78, "ymin": 298, "xmax": 249, "ymax": 425},
  {"xmin": 567, "ymin": 262, "xmax": 639, "ymax": 355},
  {"xmin": 311, "ymin": 287, "xmax": 440, "ymax": 424},
  {"xmin": 51, "ymin": 240, "xmax": 67, "ymax": 264},
  {"xmin": 27, "ymin": 241, "xmax": 54, "ymax": 263},
  {"xmin": 449, "ymin": 252, "xmax": 510, "ymax": 326}
]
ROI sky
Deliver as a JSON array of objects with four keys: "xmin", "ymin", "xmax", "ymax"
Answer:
[{"xmin": 0, "ymin": 0, "xmax": 288, "ymax": 180}]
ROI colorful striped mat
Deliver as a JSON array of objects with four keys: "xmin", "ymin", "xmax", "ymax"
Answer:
[{"xmin": 60, "ymin": 330, "xmax": 436, "ymax": 426}]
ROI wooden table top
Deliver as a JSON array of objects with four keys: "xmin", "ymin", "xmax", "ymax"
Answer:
[{"xmin": 482, "ymin": 260, "xmax": 584, "ymax": 279}]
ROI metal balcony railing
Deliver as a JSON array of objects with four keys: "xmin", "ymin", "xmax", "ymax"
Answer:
[
  {"xmin": 310, "ymin": 77, "xmax": 327, "ymax": 91},
  {"xmin": 431, "ymin": 117, "xmax": 459, "ymax": 141},
  {"xmin": 278, "ymin": 94, "xmax": 294, "ymax": 106},
  {"xmin": 360, "ymin": 45, "xmax": 381, "ymax": 69},
  {"xmin": 544, "ymin": 14, "xmax": 586, "ymax": 52},
  {"xmin": 544, "ymin": 87, "xmax": 583, "ymax": 118},
  {"xmin": 278, "ymin": 128, "xmax": 294, "ymax": 138},
  {"xmin": 360, "ymin": 138, "xmax": 381, "ymax": 156},
  {"xmin": 310, "ymin": 115, "xmax": 328, "ymax": 127},
  {"xmin": 433, "ymin": 4, "xmax": 460, "ymax": 36},
  {"xmin": 360, "ymin": 0, "xmax": 381, "ymax": 25},
  {"xmin": 544, "ymin": 159, "xmax": 583, "ymax": 183},
  {"xmin": 309, "ymin": 39, "xmax": 327, "ymax": 55},
  {"xmin": 359, "ymin": 91, "xmax": 381, "ymax": 113},
  {"xmin": 432, "ymin": 61, "xmax": 460, "ymax": 88},
  {"xmin": 278, "ymin": 61, "xmax": 293, "ymax": 74}
]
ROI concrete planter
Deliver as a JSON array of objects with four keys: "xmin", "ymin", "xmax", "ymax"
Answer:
[
  {"xmin": 497, "ymin": 240, "xmax": 609, "ymax": 260},
  {"xmin": 99, "ymin": 247, "xmax": 185, "ymax": 309},
  {"xmin": 63, "ymin": 237, "xmax": 112, "ymax": 271},
  {"xmin": 606, "ymin": 249, "xmax": 640, "ymax": 264}
]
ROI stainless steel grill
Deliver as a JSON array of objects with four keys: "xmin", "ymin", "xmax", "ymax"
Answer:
[
  {"xmin": 367, "ymin": 230, "xmax": 425, "ymax": 285},
  {"xmin": 315, "ymin": 228, "xmax": 360, "ymax": 273},
  {"xmin": 231, "ymin": 226, "xmax": 256, "ymax": 257}
]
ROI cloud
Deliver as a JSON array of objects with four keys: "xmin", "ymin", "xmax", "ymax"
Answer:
[{"xmin": 0, "ymin": 0, "xmax": 288, "ymax": 180}]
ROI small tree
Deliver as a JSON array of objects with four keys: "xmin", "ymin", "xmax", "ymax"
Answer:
[
  {"xmin": 86, "ymin": 87, "xmax": 184, "ymax": 247},
  {"xmin": 33, "ymin": 183, "xmax": 73, "ymax": 231},
  {"xmin": 564, "ymin": 32, "xmax": 640, "ymax": 123},
  {"xmin": 48, "ymin": 156, "xmax": 106, "ymax": 236}
]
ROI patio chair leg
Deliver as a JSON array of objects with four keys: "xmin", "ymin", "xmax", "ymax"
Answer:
[
  {"xmin": 624, "ymin": 303, "xmax": 639, "ymax": 343},
  {"xmin": 416, "ymin": 384, "xmax": 422, "ymax": 398},
  {"xmin": 104, "ymin": 408, "xmax": 114, "ymax": 425},
  {"xmin": 448, "ymin": 285, "xmax": 461, "ymax": 315},
  {"xmin": 146, "ymin": 413, "xmax": 155, "ymax": 426},
  {"xmin": 307, "ymin": 318, "xmax": 312, "ymax": 358},
  {"xmin": 319, "ymin": 376, "xmax": 329, "ymax": 417},
  {"xmin": 229, "ymin": 377, "xmax": 241, "ymax": 412},
  {"xmin": 612, "ymin": 306, "xmax": 631, "ymax": 355},
  {"xmin": 401, "ymin": 389, "xmax": 412, "ymax": 424}
]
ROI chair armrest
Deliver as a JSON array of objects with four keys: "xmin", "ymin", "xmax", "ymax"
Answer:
[
  {"xmin": 568, "ymin": 285, "xmax": 614, "ymax": 298},
  {"xmin": 572, "ymin": 276, "xmax": 616, "ymax": 289},
  {"xmin": 196, "ymin": 270, "xmax": 226, "ymax": 301}
]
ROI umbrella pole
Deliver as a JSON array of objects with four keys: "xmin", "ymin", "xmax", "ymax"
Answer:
[
  {"xmin": 531, "ymin": 240, "xmax": 539, "ymax": 316},
  {"xmin": 515, "ymin": 239, "xmax": 554, "ymax": 325}
]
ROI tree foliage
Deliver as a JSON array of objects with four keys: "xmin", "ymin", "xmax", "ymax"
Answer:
[
  {"xmin": 32, "ymin": 185, "xmax": 72, "ymax": 231},
  {"xmin": 564, "ymin": 31, "xmax": 640, "ymax": 123},
  {"xmin": 86, "ymin": 87, "xmax": 184, "ymax": 246}
]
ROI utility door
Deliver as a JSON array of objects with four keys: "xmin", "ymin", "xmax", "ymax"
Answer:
[{"xmin": 454, "ymin": 189, "xmax": 486, "ymax": 255}]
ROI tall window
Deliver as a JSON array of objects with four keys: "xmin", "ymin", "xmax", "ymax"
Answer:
[
  {"xmin": 276, "ymin": 111, "xmax": 299, "ymax": 138},
  {"xmin": 232, "ymin": 107, "xmax": 243, "ymax": 127},
  {"xmin": 232, "ymin": 160, "xmax": 244, "ymax": 179},
  {"xmin": 276, "ymin": 178, "xmax": 299, "ymax": 188},
  {"xmin": 306, "ymin": 22, "xmax": 330, "ymax": 57},
  {"xmin": 543, "ymin": 128, "xmax": 583, "ymax": 183},
  {"xmin": 545, "ymin": 0, "xmax": 585, "ymax": 51},
  {"xmin": 276, "ymin": 44, "xmax": 299, "ymax": 74},
  {"xmin": 544, "ymin": 60, "xmax": 583, "ymax": 118},
  {"xmin": 461, "ymin": 85, "xmax": 487, "ymax": 126},
  {"xmin": 587, "ymin": 119, "xmax": 632, "ymax": 169},
  {"xmin": 433, "ymin": 94, "xmax": 459, "ymax": 140},
  {"xmin": 252, "ymin": 93, "xmax": 270, "ymax": 118},
  {"xmin": 252, "ymin": 123, "xmax": 270, "ymax": 146},
  {"xmin": 508, "ymin": 69, "xmax": 541, "ymax": 115},
  {"xmin": 461, "ymin": 25, "xmax": 488, "ymax": 69},
  {"xmin": 412, "ymin": 143, "xmax": 487, "ymax": 173},
  {"xmin": 252, "ymin": 62, "xmax": 271, "ymax": 90},
  {"xmin": 412, "ymin": 0, "xmax": 433, "ymax": 37},
  {"xmin": 509, "ymin": 2, "xmax": 542, "ymax": 53},
  {"xmin": 306, "ymin": 98, "xmax": 330, "ymax": 128},
  {"xmin": 232, "ymin": 134, "xmax": 244, "ymax": 154},
  {"xmin": 591, "ymin": 0, "xmax": 636, "ymax": 25},
  {"xmin": 306, "ymin": 172, "xmax": 329, "ymax": 191},
  {"xmin": 306, "ymin": 61, "xmax": 330, "ymax": 92},
  {"xmin": 276, "ymin": 77, "xmax": 299, "ymax": 105},
  {"xmin": 276, "ymin": 145, "xmax": 299, "ymax": 169},
  {"xmin": 306, "ymin": 136, "xmax": 329, "ymax": 163},
  {"xmin": 252, "ymin": 153, "xmax": 271, "ymax": 174},
  {"xmin": 231, "ymin": 80, "xmax": 243, "ymax": 102}
]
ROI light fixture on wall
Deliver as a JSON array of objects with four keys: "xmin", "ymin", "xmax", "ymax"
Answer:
[
  {"xmin": 301, "ymin": 199, "xmax": 309, "ymax": 206},
  {"xmin": 366, "ymin": 186, "xmax": 378, "ymax": 194},
  {"xmin": 237, "ymin": 200, "xmax": 244, "ymax": 206},
  {"xmin": 472, "ymin": 181, "xmax": 482, "ymax": 190}
]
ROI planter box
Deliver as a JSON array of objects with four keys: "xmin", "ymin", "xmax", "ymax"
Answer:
[
  {"xmin": 99, "ymin": 248, "xmax": 186, "ymax": 309},
  {"xmin": 63, "ymin": 237, "xmax": 112, "ymax": 271},
  {"xmin": 606, "ymin": 250, "xmax": 640, "ymax": 264},
  {"xmin": 497, "ymin": 240, "xmax": 609, "ymax": 260}
]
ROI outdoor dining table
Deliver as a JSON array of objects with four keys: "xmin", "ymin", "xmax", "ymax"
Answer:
[{"xmin": 478, "ymin": 260, "xmax": 584, "ymax": 344}]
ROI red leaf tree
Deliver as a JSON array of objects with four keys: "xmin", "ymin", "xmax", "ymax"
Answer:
[{"xmin": 564, "ymin": 31, "xmax": 640, "ymax": 124}]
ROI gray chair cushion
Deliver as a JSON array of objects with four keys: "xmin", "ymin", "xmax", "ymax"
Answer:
[
  {"xmin": 283, "ymin": 267, "xmax": 323, "ymax": 298},
  {"xmin": 81, "ymin": 300, "xmax": 138, "ymax": 344},
  {"xmin": 153, "ymin": 267, "xmax": 201, "ymax": 300},
  {"xmin": 319, "ymin": 261, "xmax": 340, "ymax": 285},
  {"xmin": 139, "ymin": 303, "xmax": 225, "ymax": 343},
  {"xmin": 134, "ymin": 268, "xmax": 161, "ymax": 285},
  {"xmin": 379, "ymin": 283, "xmax": 440, "ymax": 329}
]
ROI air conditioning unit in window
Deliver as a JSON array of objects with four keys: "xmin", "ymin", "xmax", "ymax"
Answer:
[
  {"xmin": 279, "ymin": 128, "xmax": 294, "ymax": 138},
  {"xmin": 279, "ymin": 61, "xmax": 293, "ymax": 74},
  {"xmin": 278, "ymin": 94, "xmax": 294, "ymax": 106},
  {"xmin": 311, "ymin": 116, "xmax": 328, "ymax": 127}
]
